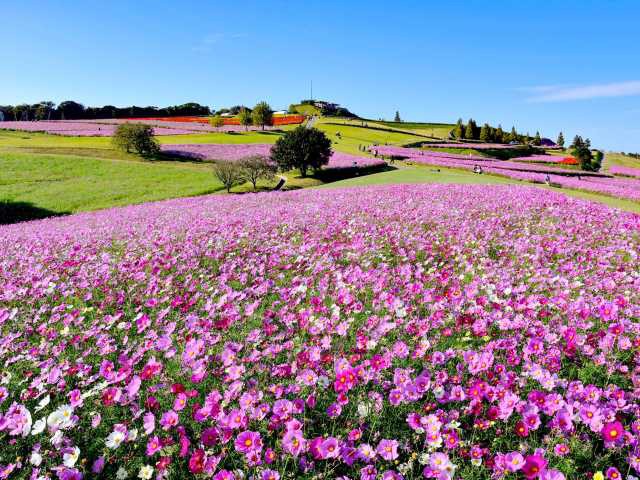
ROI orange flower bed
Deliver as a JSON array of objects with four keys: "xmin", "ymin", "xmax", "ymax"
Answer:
[{"xmin": 559, "ymin": 156, "xmax": 578, "ymax": 165}]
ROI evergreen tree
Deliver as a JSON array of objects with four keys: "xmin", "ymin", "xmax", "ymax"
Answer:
[
  {"xmin": 533, "ymin": 131, "xmax": 542, "ymax": 146},
  {"xmin": 571, "ymin": 135, "xmax": 583, "ymax": 149},
  {"xmin": 556, "ymin": 131, "xmax": 565, "ymax": 148},
  {"xmin": 453, "ymin": 118, "xmax": 465, "ymax": 139},
  {"xmin": 465, "ymin": 118, "xmax": 477, "ymax": 140},
  {"xmin": 479, "ymin": 123, "xmax": 491, "ymax": 143},
  {"xmin": 510, "ymin": 126, "xmax": 518, "ymax": 143},
  {"xmin": 495, "ymin": 125, "xmax": 504, "ymax": 143},
  {"xmin": 394, "ymin": 111, "xmax": 401, "ymax": 122}
]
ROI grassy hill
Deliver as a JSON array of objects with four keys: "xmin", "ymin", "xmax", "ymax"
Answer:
[
  {"xmin": 361, "ymin": 119, "xmax": 455, "ymax": 139},
  {"xmin": 605, "ymin": 151, "xmax": 640, "ymax": 169},
  {"xmin": 290, "ymin": 103, "xmax": 321, "ymax": 116}
]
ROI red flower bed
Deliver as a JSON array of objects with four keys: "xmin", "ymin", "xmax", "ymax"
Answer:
[{"xmin": 559, "ymin": 156, "xmax": 578, "ymax": 165}]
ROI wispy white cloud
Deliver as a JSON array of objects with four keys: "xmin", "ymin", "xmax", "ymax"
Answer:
[
  {"xmin": 523, "ymin": 81, "xmax": 640, "ymax": 102},
  {"xmin": 192, "ymin": 32, "xmax": 247, "ymax": 53}
]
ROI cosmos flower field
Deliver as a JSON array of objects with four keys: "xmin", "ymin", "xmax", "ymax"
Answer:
[{"xmin": 1, "ymin": 184, "xmax": 640, "ymax": 480}]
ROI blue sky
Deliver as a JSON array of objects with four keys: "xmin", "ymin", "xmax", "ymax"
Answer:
[{"xmin": 2, "ymin": 0, "xmax": 639, "ymax": 151}]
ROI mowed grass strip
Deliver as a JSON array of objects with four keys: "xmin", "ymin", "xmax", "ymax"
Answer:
[{"xmin": 0, "ymin": 151, "xmax": 223, "ymax": 215}]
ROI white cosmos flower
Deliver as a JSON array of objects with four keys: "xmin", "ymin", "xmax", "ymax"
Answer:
[
  {"xmin": 63, "ymin": 446, "xmax": 80, "ymax": 467},
  {"xmin": 47, "ymin": 404, "xmax": 74, "ymax": 429},
  {"xmin": 34, "ymin": 394, "xmax": 50, "ymax": 412},
  {"xmin": 138, "ymin": 465, "xmax": 153, "ymax": 480},
  {"xmin": 30, "ymin": 452, "xmax": 43, "ymax": 466},
  {"xmin": 31, "ymin": 418, "xmax": 46, "ymax": 435},
  {"xmin": 106, "ymin": 430, "xmax": 126, "ymax": 449},
  {"xmin": 116, "ymin": 467, "xmax": 129, "ymax": 479}
]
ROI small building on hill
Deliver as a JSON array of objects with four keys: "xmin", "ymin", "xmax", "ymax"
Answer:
[{"xmin": 540, "ymin": 138, "xmax": 557, "ymax": 147}]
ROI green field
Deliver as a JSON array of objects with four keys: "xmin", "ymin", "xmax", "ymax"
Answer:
[
  {"xmin": 2, "ymin": 121, "xmax": 639, "ymax": 224},
  {"xmin": 604, "ymin": 151, "xmax": 640, "ymax": 169},
  {"xmin": 361, "ymin": 119, "xmax": 455, "ymax": 139},
  {"xmin": 290, "ymin": 103, "xmax": 321, "ymax": 116}
]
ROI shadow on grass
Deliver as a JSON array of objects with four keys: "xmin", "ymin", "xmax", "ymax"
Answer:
[
  {"xmin": 1, "ymin": 201, "xmax": 68, "ymax": 225},
  {"xmin": 311, "ymin": 164, "xmax": 397, "ymax": 183}
]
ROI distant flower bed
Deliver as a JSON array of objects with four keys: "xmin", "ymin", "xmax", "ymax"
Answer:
[
  {"xmin": 125, "ymin": 114, "xmax": 306, "ymax": 126},
  {"xmin": 421, "ymin": 142, "xmax": 521, "ymax": 150},
  {"xmin": 610, "ymin": 165, "xmax": 640, "ymax": 178},
  {"xmin": 161, "ymin": 144, "xmax": 385, "ymax": 170},
  {"xmin": 512, "ymin": 155, "xmax": 578, "ymax": 166},
  {"xmin": 371, "ymin": 146, "xmax": 640, "ymax": 202}
]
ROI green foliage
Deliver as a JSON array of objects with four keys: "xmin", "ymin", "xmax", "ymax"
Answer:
[
  {"xmin": 288, "ymin": 104, "xmax": 298, "ymax": 114},
  {"xmin": 465, "ymin": 118, "xmax": 477, "ymax": 140},
  {"xmin": 252, "ymin": 101, "xmax": 273, "ymax": 130},
  {"xmin": 479, "ymin": 123, "xmax": 491, "ymax": 142},
  {"xmin": 209, "ymin": 115, "xmax": 225, "ymax": 130},
  {"xmin": 454, "ymin": 118, "xmax": 465, "ymax": 139},
  {"xmin": 571, "ymin": 136, "xmax": 600, "ymax": 171},
  {"xmin": 271, "ymin": 126, "xmax": 332, "ymax": 177},
  {"xmin": 212, "ymin": 161, "xmax": 245, "ymax": 193},
  {"xmin": 239, "ymin": 155, "xmax": 276, "ymax": 190},
  {"xmin": 533, "ymin": 131, "xmax": 542, "ymax": 146},
  {"xmin": 557, "ymin": 131, "xmax": 565, "ymax": 148},
  {"xmin": 394, "ymin": 111, "xmax": 401, "ymax": 122},
  {"xmin": 238, "ymin": 108, "xmax": 253, "ymax": 130},
  {"xmin": 112, "ymin": 123, "xmax": 160, "ymax": 156},
  {"xmin": 495, "ymin": 125, "xmax": 504, "ymax": 143}
]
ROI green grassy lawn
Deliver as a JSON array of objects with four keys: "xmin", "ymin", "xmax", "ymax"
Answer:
[
  {"xmin": 0, "ymin": 151, "xmax": 224, "ymax": 218},
  {"xmin": 361, "ymin": 119, "xmax": 455, "ymax": 139},
  {"xmin": 604, "ymin": 152, "xmax": 640, "ymax": 169},
  {"xmin": 290, "ymin": 103, "xmax": 321, "ymax": 116},
  {"xmin": 315, "ymin": 119, "xmax": 428, "ymax": 156}
]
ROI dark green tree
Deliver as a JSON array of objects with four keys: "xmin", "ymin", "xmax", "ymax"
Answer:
[
  {"xmin": 252, "ymin": 101, "xmax": 273, "ymax": 130},
  {"xmin": 495, "ymin": 125, "xmax": 504, "ymax": 143},
  {"xmin": 394, "ymin": 111, "xmax": 402, "ymax": 122},
  {"xmin": 57, "ymin": 100, "xmax": 85, "ymax": 120},
  {"xmin": 112, "ymin": 123, "xmax": 159, "ymax": 156},
  {"xmin": 510, "ymin": 126, "xmax": 518, "ymax": 143},
  {"xmin": 533, "ymin": 131, "xmax": 542, "ymax": 146},
  {"xmin": 465, "ymin": 119, "xmax": 477, "ymax": 140},
  {"xmin": 556, "ymin": 131, "xmax": 565, "ymax": 148},
  {"xmin": 270, "ymin": 126, "xmax": 332, "ymax": 177},
  {"xmin": 453, "ymin": 118, "xmax": 465, "ymax": 139},
  {"xmin": 479, "ymin": 123, "xmax": 492, "ymax": 143}
]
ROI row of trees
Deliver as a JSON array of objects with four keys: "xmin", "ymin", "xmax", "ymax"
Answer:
[
  {"xmin": 213, "ymin": 156, "xmax": 276, "ymax": 192},
  {"xmin": 0, "ymin": 101, "xmax": 211, "ymax": 121},
  {"xmin": 453, "ymin": 118, "xmax": 541, "ymax": 145},
  {"xmin": 209, "ymin": 102, "xmax": 273, "ymax": 131}
]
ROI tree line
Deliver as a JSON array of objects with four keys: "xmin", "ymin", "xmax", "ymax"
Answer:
[
  {"xmin": 0, "ymin": 101, "xmax": 211, "ymax": 121},
  {"xmin": 453, "ymin": 118, "xmax": 547, "ymax": 145}
]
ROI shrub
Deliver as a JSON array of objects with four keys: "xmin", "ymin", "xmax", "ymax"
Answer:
[
  {"xmin": 112, "ymin": 123, "xmax": 159, "ymax": 156},
  {"xmin": 239, "ymin": 155, "xmax": 275, "ymax": 191},
  {"xmin": 252, "ymin": 101, "xmax": 273, "ymax": 130},
  {"xmin": 238, "ymin": 108, "xmax": 252, "ymax": 131},
  {"xmin": 271, "ymin": 126, "xmax": 332, "ymax": 177},
  {"xmin": 213, "ymin": 161, "xmax": 245, "ymax": 193},
  {"xmin": 209, "ymin": 116, "xmax": 225, "ymax": 131}
]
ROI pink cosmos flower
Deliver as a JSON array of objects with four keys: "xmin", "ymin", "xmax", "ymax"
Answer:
[
  {"xmin": 160, "ymin": 410, "xmax": 179, "ymax": 430},
  {"xmin": 68, "ymin": 389, "xmax": 83, "ymax": 408},
  {"xmin": 146, "ymin": 435, "xmax": 161, "ymax": 456},
  {"xmin": 282, "ymin": 430, "xmax": 305, "ymax": 456},
  {"xmin": 261, "ymin": 470, "xmax": 280, "ymax": 480},
  {"xmin": 174, "ymin": 393, "xmax": 188, "ymax": 411},
  {"xmin": 504, "ymin": 452, "xmax": 525, "ymax": 472},
  {"xmin": 376, "ymin": 439, "xmax": 399, "ymax": 461},
  {"xmin": 319, "ymin": 437, "xmax": 340, "ymax": 459}
]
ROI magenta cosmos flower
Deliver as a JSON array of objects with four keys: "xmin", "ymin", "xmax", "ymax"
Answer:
[
  {"xmin": 602, "ymin": 421, "xmax": 625, "ymax": 444},
  {"xmin": 235, "ymin": 431, "xmax": 263, "ymax": 453},
  {"xmin": 522, "ymin": 454, "xmax": 547, "ymax": 479}
]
